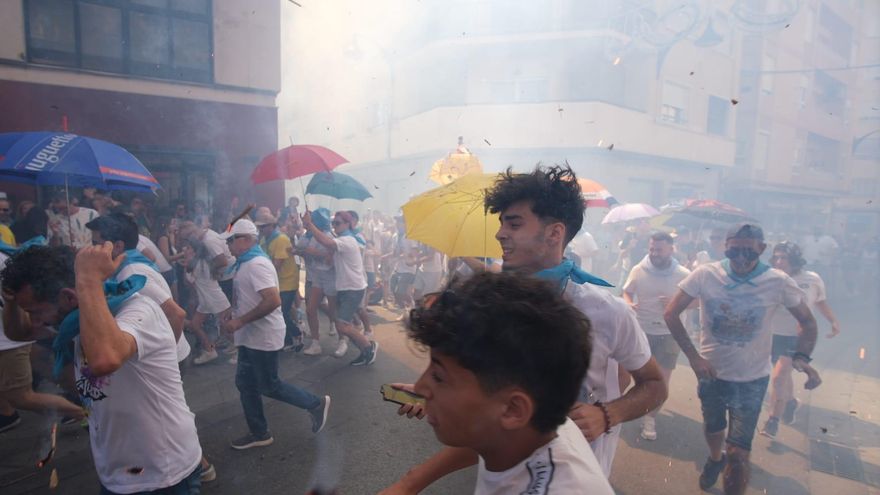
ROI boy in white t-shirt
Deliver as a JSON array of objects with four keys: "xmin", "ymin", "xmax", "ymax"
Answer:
[{"xmin": 403, "ymin": 272, "xmax": 612, "ymax": 495}]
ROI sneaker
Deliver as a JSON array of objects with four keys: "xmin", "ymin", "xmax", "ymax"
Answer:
[
  {"xmin": 228, "ymin": 355, "xmax": 238, "ymax": 365},
  {"xmin": 222, "ymin": 345, "xmax": 238, "ymax": 355},
  {"xmin": 782, "ymin": 399, "xmax": 799, "ymax": 425},
  {"xmin": 0, "ymin": 412, "xmax": 21, "ymax": 434},
  {"xmin": 309, "ymin": 395, "xmax": 331, "ymax": 433},
  {"xmin": 349, "ymin": 349, "xmax": 370, "ymax": 366},
  {"xmin": 230, "ymin": 432, "xmax": 274, "ymax": 450},
  {"xmin": 366, "ymin": 341, "xmax": 379, "ymax": 365},
  {"xmin": 193, "ymin": 348, "xmax": 219, "ymax": 365},
  {"xmin": 760, "ymin": 417, "xmax": 779, "ymax": 438},
  {"xmin": 60, "ymin": 415, "xmax": 80, "ymax": 426},
  {"xmin": 328, "ymin": 325, "xmax": 337, "ymax": 337},
  {"xmin": 698, "ymin": 453, "xmax": 727, "ymax": 490},
  {"xmin": 332, "ymin": 339, "xmax": 349, "ymax": 358},
  {"xmin": 640, "ymin": 417, "xmax": 657, "ymax": 441},
  {"xmin": 200, "ymin": 463, "xmax": 217, "ymax": 482},
  {"xmin": 283, "ymin": 339, "xmax": 304, "ymax": 353},
  {"xmin": 303, "ymin": 340, "xmax": 322, "ymax": 356}
]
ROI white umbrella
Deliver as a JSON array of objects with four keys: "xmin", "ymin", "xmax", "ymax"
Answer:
[{"xmin": 601, "ymin": 203, "xmax": 660, "ymax": 225}]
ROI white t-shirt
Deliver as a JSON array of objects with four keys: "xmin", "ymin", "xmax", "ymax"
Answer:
[
  {"xmin": 74, "ymin": 295, "xmax": 201, "ymax": 493},
  {"xmin": 572, "ymin": 232, "xmax": 600, "ymax": 272},
  {"xmin": 333, "ymin": 236, "xmax": 368, "ymax": 291},
  {"xmin": 623, "ymin": 257, "xmax": 691, "ymax": 335},
  {"xmin": 137, "ymin": 235, "xmax": 172, "ymax": 273},
  {"xmin": 299, "ymin": 235, "xmax": 334, "ymax": 274},
  {"xmin": 202, "ymin": 229, "xmax": 235, "ymax": 281},
  {"xmin": 563, "ymin": 281, "xmax": 652, "ymax": 476},
  {"xmin": 0, "ymin": 252, "xmax": 33, "ymax": 351},
  {"xmin": 679, "ymin": 262, "xmax": 804, "ymax": 381},
  {"xmin": 115, "ymin": 263, "xmax": 189, "ymax": 363},
  {"xmin": 186, "ymin": 259, "xmax": 231, "ymax": 315},
  {"xmin": 475, "ymin": 418, "xmax": 613, "ymax": 495},
  {"xmin": 47, "ymin": 207, "xmax": 98, "ymax": 249},
  {"xmin": 770, "ymin": 270, "xmax": 826, "ymax": 337},
  {"xmin": 396, "ymin": 239, "xmax": 419, "ymax": 274},
  {"xmin": 232, "ymin": 256, "xmax": 285, "ymax": 351}
]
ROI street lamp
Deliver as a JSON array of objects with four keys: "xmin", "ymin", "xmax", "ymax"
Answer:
[{"xmin": 344, "ymin": 34, "xmax": 395, "ymax": 161}]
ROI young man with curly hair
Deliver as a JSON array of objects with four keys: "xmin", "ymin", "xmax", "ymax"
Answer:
[
  {"xmin": 381, "ymin": 165, "xmax": 667, "ymax": 493},
  {"xmin": 408, "ymin": 271, "xmax": 613, "ymax": 494}
]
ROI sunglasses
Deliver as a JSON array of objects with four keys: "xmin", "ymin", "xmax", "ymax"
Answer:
[
  {"xmin": 225, "ymin": 234, "xmax": 249, "ymax": 244},
  {"xmin": 725, "ymin": 247, "xmax": 760, "ymax": 261},
  {"xmin": 331, "ymin": 220, "xmax": 346, "ymax": 226}
]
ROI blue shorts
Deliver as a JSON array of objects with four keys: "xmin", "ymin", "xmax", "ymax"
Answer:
[
  {"xmin": 336, "ymin": 289, "xmax": 365, "ymax": 323},
  {"xmin": 697, "ymin": 376, "xmax": 769, "ymax": 451},
  {"xmin": 771, "ymin": 335, "xmax": 798, "ymax": 364}
]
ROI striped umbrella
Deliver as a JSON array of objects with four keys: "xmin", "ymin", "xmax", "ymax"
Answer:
[{"xmin": 578, "ymin": 178, "xmax": 618, "ymax": 208}]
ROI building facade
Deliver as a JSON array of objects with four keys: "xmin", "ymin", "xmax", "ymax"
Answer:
[{"xmin": 0, "ymin": 0, "xmax": 283, "ymax": 223}]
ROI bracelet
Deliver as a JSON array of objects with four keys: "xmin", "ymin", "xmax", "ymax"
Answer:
[
  {"xmin": 594, "ymin": 401, "xmax": 612, "ymax": 434},
  {"xmin": 792, "ymin": 352, "xmax": 812, "ymax": 363}
]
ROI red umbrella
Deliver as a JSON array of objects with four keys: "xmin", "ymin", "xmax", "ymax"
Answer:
[{"xmin": 251, "ymin": 145, "xmax": 348, "ymax": 184}]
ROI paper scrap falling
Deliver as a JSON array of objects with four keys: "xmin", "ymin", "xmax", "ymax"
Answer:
[
  {"xmin": 49, "ymin": 469, "xmax": 58, "ymax": 489},
  {"xmin": 288, "ymin": 0, "xmax": 302, "ymax": 6},
  {"xmin": 820, "ymin": 427, "xmax": 828, "ymax": 434},
  {"xmin": 607, "ymin": 144, "xmax": 614, "ymax": 151},
  {"xmin": 373, "ymin": 185, "xmax": 379, "ymax": 190},
  {"xmin": 409, "ymin": 171, "xmax": 416, "ymax": 176},
  {"xmin": 484, "ymin": 139, "xmax": 492, "ymax": 146},
  {"xmin": 859, "ymin": 347, "xmax": 865, "ymax": 359},
  {"xmin": 613, "ymin": 56, "xmax": 621, "ymax": 65},
  {"xmin": 689, "ymin": 71, "xmax": 694, "ymax": 76},
  {"xmin": 731, "ymin": 98, "xmax": 739, "ymax": 105}
]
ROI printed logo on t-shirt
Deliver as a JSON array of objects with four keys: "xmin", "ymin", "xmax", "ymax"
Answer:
[
  {"xmin": 705, "ymin": 294, "xmax": 766, "ymax": 346},
  {"xmin": 522, "ymin": 448, "xmax": 556, "ymax": 495},
  {"xmin": 75, "ymin": 352, "xmax": 109, "ymax": 406}
]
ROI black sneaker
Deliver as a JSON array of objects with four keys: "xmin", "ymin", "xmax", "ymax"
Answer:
[
  {"xmin": 366, "ymin": 341, "xmax": 379, "ymax": 365},
  {"xmin": 699, "ymin": 453, "xmax": 726, "ymax": 490},
  {"xmin": 309, "ymin": 395, "xmax": 331, "ymax": 433},
  {"xmin": 782, "ymin": 399, "xmax": 799, "ymax": 425},
  {"xmin": 230, "ymin": 432, "xmax": 274, "ymax": 450},
  {"xmin": 350, "ymin": 351, "xmax": 369, "ymax": 366},
  {"xmin": 0, "ymin": 412, "xmax": 21, "ymax": 434},
  {"xmin": 760, "ymin": 417, "xmax": 779, "ymax": 438}
]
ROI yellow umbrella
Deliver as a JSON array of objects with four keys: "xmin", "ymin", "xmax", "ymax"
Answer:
[
  {"xmin": 428, "ymin": 141, "xmax": 483, "ymax": 185},
  {"xmin": 402, "ymin": 173, "xmax": 502, "ymax": 258}
]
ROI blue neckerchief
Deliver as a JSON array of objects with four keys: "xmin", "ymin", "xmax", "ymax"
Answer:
[
  {"xmin": 534, "ymin": 259, "xmax": 613, "ymax": 293},
  {"xmin": 263, "ymin": 228, "xmax": 281, "ymax": 249},
  {"xmin": 0, "ymin": 235, "xmax": 47, "ymax": 255},
  {"xmin": 53, "ymin": 275, "xmax": 147, "ymax": 378},
  {"xmin": 114, "ymin": 249, "xmax": 160, "ymax": 276},
  {"xmin": 226, "ymin": 244, "xmax": 270, "ymax": 275},
  {"xmin": 721, "ymin": 259, "xmax": 771, "ymax": 290},
  {"xmin": 339, "ymin": 229, "xmax": 366, "ymax": 246}
]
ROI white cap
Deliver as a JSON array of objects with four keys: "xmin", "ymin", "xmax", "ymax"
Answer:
[{"xmin": 219, "ymin": 219, "xmax": 258, "ymax": 240}]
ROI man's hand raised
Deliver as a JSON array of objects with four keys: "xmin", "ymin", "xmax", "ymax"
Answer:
[{"xmin": 75, "ymin": 241, "xmax": 123, "ymax": 283}]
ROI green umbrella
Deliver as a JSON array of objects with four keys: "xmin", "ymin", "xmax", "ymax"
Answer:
[{"xmin": 305, "ymin": 171, "xmax": 372, "ymax": 201}]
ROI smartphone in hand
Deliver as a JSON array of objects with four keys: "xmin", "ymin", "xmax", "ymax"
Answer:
[{"xmin": 380, "ymin": 384, "xmax": 425, "ymax": 407}]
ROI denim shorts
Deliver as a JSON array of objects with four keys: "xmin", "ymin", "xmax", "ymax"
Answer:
[
  {"xmin": 309, "ymin": 268, "xmax": 337, "ymax": 296},
  {"xmin": 336, "ymin": 289, "xmax": 366, "ymax": 323},
  {"xmin": 771, "ymin": 335, "xmax": 798, "ymax": 364},
  {"xmin": 697, "ymin": 375, "xmax": 769, "ymax": 451}
]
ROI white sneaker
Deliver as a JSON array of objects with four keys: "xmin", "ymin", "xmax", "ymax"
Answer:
[
  {"xmin": 640, "ymin": 417, "xmax": 657, "ymax": 441},
  {"xmin": 328, "ymin": 325, "xmax": 337, "ymax": 337},
  {"xmin": 332, "ymin": 339, "xmax": 349, "ymax": 358},
  {"xmin": 303, "ymin": 340, "xmax": 322, "ymax": 356},
  {"xmin": 193, "ymin": 348, "xmax": 218, "ymax": 365},
  {"xmin": 228, "ymin": 355, "xmax": 238, "ymax": 365}
]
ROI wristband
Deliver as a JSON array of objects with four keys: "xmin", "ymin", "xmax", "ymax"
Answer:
[
  {"xmin": 594, "ymin": 401, "xmax": 612, "ymax": 434},
  {"xmin": 792, "ymin": 352, "xmax": 812, "ymax": 363}
]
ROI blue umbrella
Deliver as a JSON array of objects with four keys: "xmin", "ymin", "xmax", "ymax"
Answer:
[
  {"xmin": 0, "ymin": 132, "xmax": 159, "ymax": 192},
  {"xmin": 305, "ymin": 171, "xmax": 372, "ymax": 201}
]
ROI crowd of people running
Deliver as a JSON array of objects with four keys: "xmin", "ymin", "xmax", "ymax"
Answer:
[{"xmin": 0, "ymin": 164, "xmax": 852, "ymax": 494}]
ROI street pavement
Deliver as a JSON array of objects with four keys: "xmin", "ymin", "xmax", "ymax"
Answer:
[{"xmin": 1, "ymin": 295, "xmax": 877, "ymax": 494}]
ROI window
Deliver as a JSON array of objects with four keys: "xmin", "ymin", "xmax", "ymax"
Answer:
[
  {"xmin": 660, "ymin": 82, "xmax": 688, "ymax": 125},
  {"xmin": 813, "ymin": 70, "xmax": 846, "ymax": 118},
  {"xmin": 25, "ymin": 0, "xmax": 213, "ymax": 83},
  {"xmin": 707, "ymin": 95, "xmax": 729, "ymax": 136},
  {"xmin": 818, "ymin": 3, "xmax": 853, "ymax": 59},
  {"xmin": 804, "ymin": 132, "xmax": 841, "ymax": 172}
]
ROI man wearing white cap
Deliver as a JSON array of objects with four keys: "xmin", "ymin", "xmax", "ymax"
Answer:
[{"xmin": 220, "ymin": 219, "xmax": 330, "ymax": 449}]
